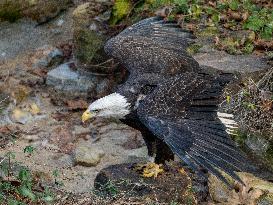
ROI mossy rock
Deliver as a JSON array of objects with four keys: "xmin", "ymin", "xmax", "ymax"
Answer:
[
  {"xmin": 74, "ymin": 29, "xmax": 104, "ymax": 64},
  {"xmin": 22, "ymin": 0, "xmax": 72, "ymax": 23},
  {"xmin": 0, "ymin": 0, "xmax": 22, "ymax": 22},
  {"xmin": 72, "ymin": 1, "xmax": 113, "ymax": 73},
  {"xmin": 0, "ymin": 0, "xmax": 72, "ymax": 23}
]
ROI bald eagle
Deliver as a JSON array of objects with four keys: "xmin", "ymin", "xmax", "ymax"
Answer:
[{"xmin": 82, "ymin": 17, "xmax": 253, "ymax": 185}]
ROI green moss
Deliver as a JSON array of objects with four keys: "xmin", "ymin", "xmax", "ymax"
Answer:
[
  {"xmin": 265, "ymin": 143, "xmax": 273, "ymax": 164},
  {"xmin": 109, "ymin": 0, "xmax": 132, "ymax": 25},
  {"xmin": 231, "ymin": 130, "xmax": 247, "ymax": 146},
  {"xmin": 0, "ymin": 1, "xmax": 22, "ymax": 22},
  {"xmin": 196, "ymin": 26, "xmax": 219, "ymax": 37},
  {"xmin": 186, "ymin": 43, "xmax": 202, "ymax": 55},
  {"xmin": 242, "ymin": 42, "xmax": 254, "ymax": 54},
  {"xmin": 266, "ymin": 51, "xmax": 273, "ymax": 59},
  {"xmin": 74, "ymin": 29, "xmax": 105, "ymax": 65}
]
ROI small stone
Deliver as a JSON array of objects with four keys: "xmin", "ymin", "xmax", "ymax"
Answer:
[
  {"xmin": 11, "ymin": 109, "xmax": 32, "ymax": 124},
  {"xmin": 32, "ymin": 46, "xmax": 63, "ymax": 69},
  {"xmin": 53, "ymin": 154, "xmax": 74, "ymax": 168},
  {"xmin": 56, "ymin": 19, "xmax": 64, "ymax": 26},
  {"xmin": 75, "ymin": 144, "xmax": 105, "ymax": 167},
  {"xmin": 46, "ymin": 63, "xmax": 97, "ymax": 93}
]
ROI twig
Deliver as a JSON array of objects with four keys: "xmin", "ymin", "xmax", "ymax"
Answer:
[
  {"xmin": 0, "ymin": 96, "xmax": 9, "ymax": 105},
  {"xmin": 89, "ymin": 58, "xmax": 114, "ymax": 67},
  {"xmin": 4, "ymin": 70, "xmax": 10, "ymax": 82},
  {"xmin": 0, "ymin": 157, "xmax": 6, "ymax": 165}
]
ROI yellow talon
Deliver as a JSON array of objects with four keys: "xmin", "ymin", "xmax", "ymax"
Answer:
[
  {"xmin": 179, "ymin": 168, "xmax": 186, "ymax": 175},
  {"xmin": 142, "ymin": 162, "xmax": 164, "ymax": 178}
]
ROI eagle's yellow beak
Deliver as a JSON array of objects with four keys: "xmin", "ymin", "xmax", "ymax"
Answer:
[{"xmin": 82, "ymin": 110, "xmax": 92, "ymax": 123}]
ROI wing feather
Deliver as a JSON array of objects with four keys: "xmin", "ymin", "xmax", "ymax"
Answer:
[
  {"xmin": 104, "ymin": 17, "xmax": 199, "ymax": 75},
  {"xmin": 137, "ymin": 72, "xmax": 252, "ymax": 185}
]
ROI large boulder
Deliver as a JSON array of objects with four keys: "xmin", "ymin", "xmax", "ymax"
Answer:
[
  {"xmin": 0, "ymin": 0, "xmax": 72, "ymax": 23},
  {"xmin": 72, "ymin": 1, "xmax": 114, "ymax": 73},
  {"xmin": 94, "ymin": 163, "xmax": 204, "ymax": 204},
  {"xmin": 46, "ymin": 62, "xmax": 117, "ymax": 99},
  {"xmin": 209, "ymin": 172, "xmax": 273, "ymax": 205}
]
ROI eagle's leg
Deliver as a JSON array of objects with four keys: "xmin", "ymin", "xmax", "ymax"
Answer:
[
  {"xmin": 154, "ymin": 139, "xmax": 174, "ymax": 164},
  {"xmin": 135, "ymin": 134, "xmax": 173, "ymax": 178}
]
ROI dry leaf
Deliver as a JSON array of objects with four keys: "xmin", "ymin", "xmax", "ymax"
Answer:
[
  {"xmin": 261, "ymin": 100, "xmax": 273, "ymax": 111},
  {"xmin": 11, "ymin": 86, "xmax": 31, "ymax": 104},
  {"xmin": 0, "ymin": 126, "xmax": 11, "ymax": 134},
  {"xmin": 255, "ymin": 39, "xmax": 273, "ymax": 49},
  {"xmin": 29, "ymin": 103, "xmax": 41, "ymax": 115}
]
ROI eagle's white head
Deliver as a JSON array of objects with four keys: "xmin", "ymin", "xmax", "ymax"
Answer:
[{"xmin": 82, "ymin": 93, "xmax": 131, "ymax": 122}]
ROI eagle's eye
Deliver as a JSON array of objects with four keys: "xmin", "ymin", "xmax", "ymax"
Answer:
[{"xmin": 91, "ymin": 109, "xmax": 99, "ymax": 113}]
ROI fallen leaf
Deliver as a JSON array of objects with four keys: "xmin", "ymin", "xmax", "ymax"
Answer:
[
  {"xmin": 29, "ymin": 69, "xmax": 47, "ymax": 77},
  {"xmin": 11, "ymin": 86, "xmax": 31, "ymax": 104},
  {"xmin": 255, "ymin": 39, "xmax": 273, "ymax": 49},
  {"xmin": 29, "ymin": 103, "xmax": 41, "ymax": 115},
  {"xmin": 0, "ymin": 126, "xmax": 11, "ymax": 134},
  {"xmin": 261, "ymin": 100, "xmax": 273, "ymax": 111}
]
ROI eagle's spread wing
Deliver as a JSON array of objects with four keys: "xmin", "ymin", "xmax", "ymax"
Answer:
[
  {"xmin": 137, "ymin": 72, "xmax": 251, "ymax": 184},
  {"xmin": 104, "ymin": 17, "xmax": 199, "ymax": 75}
]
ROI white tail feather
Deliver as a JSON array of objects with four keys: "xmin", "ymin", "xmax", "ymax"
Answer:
[{"xmin": 217, "ymin": 112, "xmax": 238, "ymax": 135}]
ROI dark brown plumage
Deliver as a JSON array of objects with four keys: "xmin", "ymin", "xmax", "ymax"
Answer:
[{"xmin": 104, "ymin": 17, "xmax": 255, "ymax": 185}]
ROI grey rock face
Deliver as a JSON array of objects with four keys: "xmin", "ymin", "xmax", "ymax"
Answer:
[
  {"xmin": 194, "ymin": 50, "xmax": 270, "ymax": 73},
  {"xmin": 46, "ymin": 63, "xmax": 97, "ymax": 93}
]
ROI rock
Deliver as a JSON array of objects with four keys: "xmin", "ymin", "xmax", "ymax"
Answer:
[
  {"xmin": 0, "ymin": 0, "xmax": 72, "ymax": 24},
  {"xmin": 72, "ymin": 1, "xmax": 113, "ymax": 73},
  {"xmin": 46, "ymin": 62, "xmax": 117, "ymax": 99},
  {"xmin": 32, "ymin": 45, "xmax": 64, "ymax": 69},
  {"xmin": 94, "ymin": 163, "xmax": 199, "ymax": 204},
  {"xmin": 246, "ymin": 134, "xmax": 270, "ymax": 154},
  {"xmin": 74, "ymin": 143, "xmax": 105, "ymax": 167},
  {"xmin": 209, "ymin": 172, "xmax": 273, "ymax": 205},
  {"xmin": 53, "ymin": 154, "xmax": 74, "ymax": 168},
  {"xmin": 194, "ymin": 50, "xmax": 271, "ymax": 73},
  {"xmin": 46, "ymin": 62, "xmax": 97, "ymax": 94}
]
